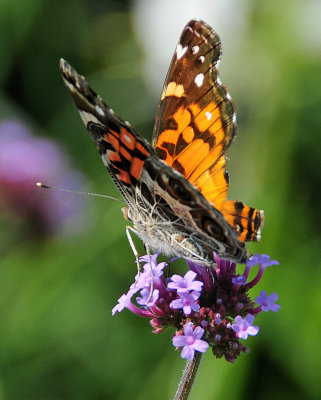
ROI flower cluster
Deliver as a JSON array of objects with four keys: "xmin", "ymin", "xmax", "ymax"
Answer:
[
  {"xmin": 0, "ymin": 119, "xmax": 88, "ymax": 236},
  {"xmin": 112, "ymin": 252, "xmax": 280, "ymax": 362}
]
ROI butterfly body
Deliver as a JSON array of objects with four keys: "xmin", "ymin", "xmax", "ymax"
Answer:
[{"xmin": 60, "ymin": 19, "xmax": 264, "ymax": 265}]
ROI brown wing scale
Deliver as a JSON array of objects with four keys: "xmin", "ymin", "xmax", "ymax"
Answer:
[{"xmin": 153, "ymin": 19, "xmax": 264, "ymax": 242}]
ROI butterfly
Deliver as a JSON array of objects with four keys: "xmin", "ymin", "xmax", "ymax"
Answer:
[{"xmin": 60, "ymin": 19, "xmax": 264, "ymax": 265}]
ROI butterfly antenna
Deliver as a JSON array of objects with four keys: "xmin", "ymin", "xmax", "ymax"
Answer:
[{"xmin": 36, "ymin": 182, "xmax": 125, "ymax": 203}]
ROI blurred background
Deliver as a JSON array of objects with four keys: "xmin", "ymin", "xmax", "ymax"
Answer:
[{"xmin": 0, "ymin": 0, "xmax": 320, "ymax": 399}]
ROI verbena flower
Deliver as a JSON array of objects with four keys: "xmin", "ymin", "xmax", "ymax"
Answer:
[
  {"xmin": 255, "ymin": 290, "xmax": 280, "ymax": 312},
  {"xmin": 172, "ymin": 323, "xmax": 209, "ymax": 361},
  {"xmin": 0, "ymin": 118, "xmax": 88, "ymax": 236},
  {"xmin": 112, "ymin": 252, "xmax": 280, "ymax": 363},
  {"xmin": 231, "ymin": 314, "xmax": 259, "ymax": 340}
]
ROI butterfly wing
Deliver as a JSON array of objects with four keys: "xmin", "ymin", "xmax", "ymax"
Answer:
[
  {"xmin": 152, "ymin": 19, "xmax": 264, "ymax": 242},
  {"xmin": 60, "ymin": 59, "xmax": 154, "ymax": 208}
]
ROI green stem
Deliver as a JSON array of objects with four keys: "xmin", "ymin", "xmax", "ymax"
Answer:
[{"xmin": 174, "ymin": 352, "xmax": 203, "ymax": 400}]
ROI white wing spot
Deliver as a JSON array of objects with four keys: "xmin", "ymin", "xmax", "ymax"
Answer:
[
  {"xmin": 232, "ymin": 114, "xmax": 237, "ymax": 124},
  {"xmin": 176, "ymin": 43, "xmax": 188, "ymax": 59},
  {"xmin": 109, "ymin": 108, "xmax": 115, "ymax": 115},
  {"xmin": 216, "ymin": 77, "xmax": 222, "ymax": 86},
  {"xmin": 192, "ymin": 45, "xmax": 199, "ymax": 54},
  {"xmin": 194, "ymin": 73, "xmax": 204, "ymax": 87},
  {"xmin": 226, "ymin": 92, "xmax": 232, "ymax": 101},
  {"xmin": 205, "ymin": 111, "xmax": 212, "ymax": 121},
  {"xmin": 95, "ymin": 105, "xmax": 105, "ymax": 116},
  {"xmin": 124, "ymin": 120, "xmax": 131, "ymax": 127},
  {"xmin": 199, "ymin": 56, "xmax": 205, "ymax": 63},
  {"xmin": 124, "ymin": 134, "xmax": 132, "ymax": 144}
]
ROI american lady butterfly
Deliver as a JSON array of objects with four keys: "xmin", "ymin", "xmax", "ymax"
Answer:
[{"xmin": 60, "ymin": 19, "xmax": 264, "ymax": 265}]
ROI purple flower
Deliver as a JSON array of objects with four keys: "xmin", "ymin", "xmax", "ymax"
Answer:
[
  {"xmin": 133, "ymin": 254, "xmax": 167, "ymax": 290},
  {"xmin": 172, "ymin": 323, "xmax": 209, "ymax": 361},
  {"xmin": 247, "ymin": 253, "xmax": 279, "ymax": 269},
  {"xmin": 231, "ymin": 314, "xmax": 259, "ymax": 340},
  {"xmin": 112, "ymin": 252, "xmax": 280, "ymax": 363},
  {"xmin": 136, "ymin": 288, "xmax": 159, "ymax": 307},
  {"xmin": 232, "ymin": 276, "xmax": 247, "ymax": 286},
  {"xmin": 0, "ymin": 118, "xmax": 88, "ymax": 236},
  {"xmin": 170, "ymin": 291, "xmax": 201, "ymax": 315},
  {"xmin": 255, "ymin": 291, "xmax": 280, "ymax": 312},
  {"xmin": 139, "ymin": 253, "xmax": 167, "ymax": 276},
  {"xmin": 112, "ymin": 289, "xmax": 154, "ymax": 318},
  {"xmin": 246, "ymin": 253, "xmax": 280, "ymax": 289},
  {"xmin": 112, "ymin": 293, "xmax": 132, "ymax": 315},
  {"xmin": 168, "ymin": 270, "xmax": 203, "ymax": 293}
]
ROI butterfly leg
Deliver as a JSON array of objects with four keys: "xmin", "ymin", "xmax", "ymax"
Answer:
[
  {"xmin": 145, "ymin": 245, "xmax": 155, "ymax": 304},
  {"xmin": 125, "ymin": 226, "xmax": 141, "ymax": 274},
  {"xmin": 125, "ymin": 227, "xmax": 154, "ymax": 304}
]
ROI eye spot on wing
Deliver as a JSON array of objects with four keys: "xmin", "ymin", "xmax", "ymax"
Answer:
[
  {"xmin": 176, "ymin": 43, "xmax": 188, "ymax": 60},
  {"xmin": 194, "ymin": 73, "xmax": 204, "ymax": 87}
]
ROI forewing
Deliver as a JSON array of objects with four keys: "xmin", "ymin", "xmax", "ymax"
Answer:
[
  {"xmin": 153, "ymin": 20, "xmax": 264, "ymax": 242},
  {"xmin": 60, "ymin": 59, "xmax": 154, "ymax": 206}
]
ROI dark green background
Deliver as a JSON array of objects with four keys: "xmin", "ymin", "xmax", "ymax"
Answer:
[{"xmin": 0, "ymin": 1, "xmax": 320, "ymax": 399}]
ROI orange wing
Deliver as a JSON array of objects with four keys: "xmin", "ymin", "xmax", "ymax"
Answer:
[{"xmin": 152, "ymin": 20, "xmax": 264, "ymax": 242}]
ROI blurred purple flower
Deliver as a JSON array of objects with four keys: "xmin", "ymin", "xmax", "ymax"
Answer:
[
  {"xmin": 0, "ymin": 119, "xmax": 88, "ymax": 236},
  {"xmin": 112, "ymin": 252, "xmax": 280, "ymax": 362}
]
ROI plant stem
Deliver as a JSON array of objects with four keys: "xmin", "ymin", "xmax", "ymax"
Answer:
[{"xmin": 174, "ymin": 352, "xmax": 203, "ymax": 400}]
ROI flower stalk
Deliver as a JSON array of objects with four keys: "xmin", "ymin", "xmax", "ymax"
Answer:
[{"xmin": 174, "ymin": 352, "xmax": 203, "ymax": 400}]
